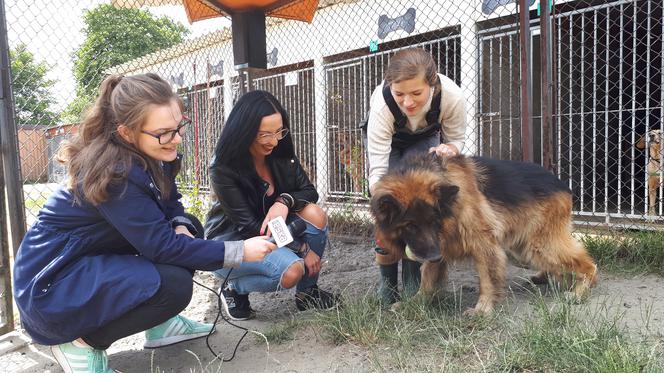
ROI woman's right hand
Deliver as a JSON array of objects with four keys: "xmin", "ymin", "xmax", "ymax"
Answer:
[{"xmin": 242, "ymin": 236, "xmax": 277, "ymax": 262}]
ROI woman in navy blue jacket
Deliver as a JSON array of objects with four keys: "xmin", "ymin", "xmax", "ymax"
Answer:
[{"xmin": 12, "ymin": 73, "xmax": 275, "ymax": 373}]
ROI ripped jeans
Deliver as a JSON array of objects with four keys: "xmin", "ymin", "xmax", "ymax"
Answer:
[{"xmin": 213, "ymin": 215, "xmax": 328, "ymax": 294}]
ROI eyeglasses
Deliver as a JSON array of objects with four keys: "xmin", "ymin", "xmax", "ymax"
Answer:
[
  {"xmin": 141, "ymin": 116, "xmax": 190, "ymax": 144},
  {"xmin": 256, "ymin": 128, "xmax": 289, "ymax": 144}
]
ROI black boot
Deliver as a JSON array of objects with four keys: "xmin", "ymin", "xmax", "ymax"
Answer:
[
  {"xmin": 378, "ymin": 262, "xmax": 399, "ymax": 305},
  {"xmin": 401, "ymin": 258, "xmax": 421, "ymax": 298}
]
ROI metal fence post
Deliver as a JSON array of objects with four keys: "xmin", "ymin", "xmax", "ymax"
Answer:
[
  {"xmin": 519, "ymin": 0, "xmax": 534, "ymax": 163},
  {"xmin": 0, "ymin": 0, "xmax": 14, "ymax": 335},
  {"xmin": 541, "ymin": 0, "xmax": 554, "ymax": 171},
  {"xmin": 0, "ymin": 0, "xmax": 25, "ymax": 256}
]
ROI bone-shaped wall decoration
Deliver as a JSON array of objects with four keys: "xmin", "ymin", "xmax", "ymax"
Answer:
[
  {"xmin": 482, "ymin": 0, "xmax": 536, "ymax": 15},
  {"xmin": 377, "ymin": 8, "xmax": 416, "ymax": 40},
  {"xmin": 208, "ymin": 59, "xmax": 224, "ymax": 77},
  {"xmin": 170, "ymin": 72, "xmax": 184, "ymax": 87},
  {"xmin": 267, "ymin": 47, "xmax": 278, "ymax": 67}
]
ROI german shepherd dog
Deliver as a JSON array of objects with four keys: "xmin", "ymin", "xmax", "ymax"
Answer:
[{"xmin": 370, "ymin": 153, "xmax": 598, "ymax": 315}]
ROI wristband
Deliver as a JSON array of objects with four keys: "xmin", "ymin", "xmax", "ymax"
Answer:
[{"xmin": 278, "ymin": 193, "xmax": 295, "ymax": 208}]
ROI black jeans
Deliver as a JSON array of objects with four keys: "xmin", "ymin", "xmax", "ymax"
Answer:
[{"xmin": 82, "ymin": 264, "xmax": 193, "ymax": 350}]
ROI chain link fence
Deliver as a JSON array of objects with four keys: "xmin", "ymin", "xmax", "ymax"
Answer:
[{"xmin": 1, "ymin": 0, "xmax": 663, "ymax": 346}]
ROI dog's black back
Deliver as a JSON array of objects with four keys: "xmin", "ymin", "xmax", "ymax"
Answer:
[{"xmin": 472, "ymin": 156, "xmax": 570, "ymax": 208}]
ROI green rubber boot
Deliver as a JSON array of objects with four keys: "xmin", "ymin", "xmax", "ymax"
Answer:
[
  {"xmin": 377, "ymin": 262, "xmax": 399, "ymax": 305},
  {"xmin": 401, "ymin": 258, "xmax": 422, "ymax": 298}
]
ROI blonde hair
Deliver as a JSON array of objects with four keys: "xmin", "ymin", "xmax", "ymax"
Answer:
[
  {"xmin": 384, "ymin": 48, "xmax": 439, "ymax": 93},
  {"xmin": 59, "ymin": 73, "xmax": 181, "ymax": 205}
]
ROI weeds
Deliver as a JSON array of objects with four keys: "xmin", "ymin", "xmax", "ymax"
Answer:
[
  {"xmin": 305, "ymin": 287, "xmax": 663, "ymax": 371},
  {"xmin": 179, "ymin": 184, "xmax": 211, "ymax": 223},
  {"xmin": 495, "ymin": 294, "xmax": 660, "ymax": 372},
  {"xmin": 583, "ymin": 231, "xmax": 664, "ymax": 276},
  {"xmin": 258, "ymin": 318, "xmax": 302, "ymax": 344}
]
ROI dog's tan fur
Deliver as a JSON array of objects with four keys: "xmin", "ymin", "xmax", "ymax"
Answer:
[
  {"xmin": 636, "ymin": 129, "xmax": 664, "ymax": 215},
  {"xmin": 371, "ymin": 154, "xmax": 598, "ymax": 315}
]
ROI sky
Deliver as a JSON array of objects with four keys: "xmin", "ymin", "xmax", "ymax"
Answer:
[{"xmin": 4, "ymin": 0, "xmax": 230, "ymax": 111}]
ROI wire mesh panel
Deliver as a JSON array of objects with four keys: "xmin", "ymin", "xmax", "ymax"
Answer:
[
  {"xmin": 554, "ymin": 0, "xmax": 664, "ymax": 228},
  {"xmin": 478, "ymin": 24, "xmax": 523, "ymax": 160},
  {"xmin": 178, "ymin": 80, "xmax": 225, "ymax": 189}
]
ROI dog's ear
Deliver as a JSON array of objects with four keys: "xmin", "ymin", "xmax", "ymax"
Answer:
[
  {"xmin": 636, "ymin": 134, "xmax": 647, "ymax": 150},
  {"xmin": 370, "ymin": 194, "xmax": 403, "ymax": 227},
  {"xmin": 436, "ymin": 185, "xmax": 459, "ymax": 211}
]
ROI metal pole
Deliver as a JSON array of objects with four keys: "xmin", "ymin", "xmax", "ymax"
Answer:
[
  {"xmin": 237, "ymin": 69, "xmax": 247, "ymax": 95},
  {"xmin": 245, "ymin": 68, "xmax": 255, "ymax": 92},
  {"xmin": 0, "ymin": 0, "xmax": 25, "ymax": 255},
  {"xmin": 519, "ymin": 0, "xmax": 533, "ymax": 162},
  {"xmin": 540, "ymin": 0, "xmax": 553, "ymax": 171},
  {"xmin": 0, "ymin": 0, "xmax": 15, "ymax": 334}
]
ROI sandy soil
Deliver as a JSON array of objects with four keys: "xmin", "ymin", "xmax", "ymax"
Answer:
[{"xmin": 2, "ymin": 236, "xmax": 663, "ymax": 372}]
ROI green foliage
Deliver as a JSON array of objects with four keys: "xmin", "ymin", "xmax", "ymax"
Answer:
[
  {"xmin": 583, "ymin": 231, "xmax": 664, "ymax": 276},
  {"xmin": 67, "ymin": 4, "xmax": 188, "ymax": 120},
  {"xmin": 60, "ymin": 94, "xmax": 93, "ymax": 124},
  {"xmin": 182, "ymin": 184, "xmax": 206, "ymax": 224},
  {"xmin": 9, "ymin": 44, "xmax": 59, "ymax": 126}
]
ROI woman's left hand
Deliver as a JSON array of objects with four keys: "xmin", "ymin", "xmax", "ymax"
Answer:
[
  {"xmin": 175, "ymin": 225, "xmax": 194, "ymax": 238},
  {"xmin": 429, "ymin": 143, "xmax": 459, "ymax": 157},
  {"xmin": 303, "ymin": 249, "xmax": 321, "ymax": 277},
  {"xmin": 260, "ymin": 202, "xmax": 290, "ymax": 236}
]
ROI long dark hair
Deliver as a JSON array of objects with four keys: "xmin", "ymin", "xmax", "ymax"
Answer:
[
  {"xmin": 212, "ymin": 90, "xmax": 295, "ymax": 172},
  {"xmin": 59, "ymin": 73, "xmax": 180, "ymax": 205}
]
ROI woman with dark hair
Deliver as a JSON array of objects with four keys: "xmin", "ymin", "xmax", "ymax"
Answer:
[
  {"xmin": 366, "ymin": 48, "xmax": 467, "ymax": 305},
  {"xmin": 12, "ymin": 73, "xmax": 275, "ymax": 372},
  {"xmin": 205, "ymin": 90, "xmax": 338, "ymax": 320}
]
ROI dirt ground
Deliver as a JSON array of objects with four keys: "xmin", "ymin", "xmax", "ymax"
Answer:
[{"xmin": 2, "ymin": 236, "xmax": 663, "ymax": 373}]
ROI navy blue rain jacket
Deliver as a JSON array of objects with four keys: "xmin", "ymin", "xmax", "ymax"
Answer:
[{"xmin": 13, "ymin": 160, "xmax": 229, "ymax": 345}]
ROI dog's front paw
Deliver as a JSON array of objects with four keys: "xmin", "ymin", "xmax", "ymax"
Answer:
[
  {"xmin": 389, "ymin": 301, "xmax": 404, "ymax": 312},
  {"xmin": 464, "ymin": 300, "xmax": 494, "ymax": 316},
  {"xmin": 463, "ymin": 306, "xmax": 491, "ymax": 317}
]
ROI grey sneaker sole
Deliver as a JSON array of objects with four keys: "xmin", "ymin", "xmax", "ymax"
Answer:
[{"xmin": 143, "ymin": 329, "xmax": 214, "ymax": 349}]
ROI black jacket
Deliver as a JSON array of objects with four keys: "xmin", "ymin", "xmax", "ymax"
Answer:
[{"xmin": 204, "ymin": 155, "xmax": 318, "ymax": 240}]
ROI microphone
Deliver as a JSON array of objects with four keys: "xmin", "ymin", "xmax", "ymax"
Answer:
[{"xmin": 266, "ymin": 219, "xmax": 307, "ymax": 247}]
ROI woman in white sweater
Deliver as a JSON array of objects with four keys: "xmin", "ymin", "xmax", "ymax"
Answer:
[{"xmin": 366, "ymin": 48, "xmax": 467, "ymax": 304}]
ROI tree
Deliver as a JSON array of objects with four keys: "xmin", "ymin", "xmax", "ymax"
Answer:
[
  {"xmin": 66, "ymin": 4, "xmax": 188, "ymax": 120},
  {"xmin": 9, "ymin": 44, "xmax": 59, "ymax": 126}
]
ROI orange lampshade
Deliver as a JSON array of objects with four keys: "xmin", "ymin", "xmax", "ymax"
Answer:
[{"xmin": 112, "ymin": 0, "xmax": 320, "ymax": 23}]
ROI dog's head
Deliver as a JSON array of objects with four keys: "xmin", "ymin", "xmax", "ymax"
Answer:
[
  {"xmin": 636, "ymin": 130, "xmax": 664, "ymax": 160},
  {"xmin": 370, "ymin": 154, "xmax": 460, "ymax": 262}
]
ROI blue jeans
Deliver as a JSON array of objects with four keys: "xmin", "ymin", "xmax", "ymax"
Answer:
[{"xmin": 213, "ymin": 215, "xmax": 328, "ymax": 294}]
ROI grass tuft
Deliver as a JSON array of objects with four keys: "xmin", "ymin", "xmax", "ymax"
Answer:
[
  {"xmin": 583, "ymin": 231, "xmax": 664, "ymax": 276},
  {"xmin": 494, "ymin": 296, "xmax": 659, "ymax": 372},
  {"xmin": 258, "ymin": 318, "xmax": 302, "ymax": 344}
]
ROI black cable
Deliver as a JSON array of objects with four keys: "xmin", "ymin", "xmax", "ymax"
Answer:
[
  {"xmin": 192, "ymin": 268, "xmax": 249, "ymax": 363},
  {"xmin": 192, "ymin": 233, "xmax": 336, "ymax": 362}
]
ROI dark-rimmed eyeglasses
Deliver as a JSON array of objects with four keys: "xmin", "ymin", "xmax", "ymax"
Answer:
[
  {"xmin": 141, "ymin": 116, "xmax": 190, "ymax": 144},
  {"xmin": 256, "ymin": 128, "xmax": 289, "ymax": 144}
]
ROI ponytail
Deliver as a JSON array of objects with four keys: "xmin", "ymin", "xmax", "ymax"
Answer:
[{"xmin": 59, "ymin": 74, "xmax": 179, "ymax": 205}]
